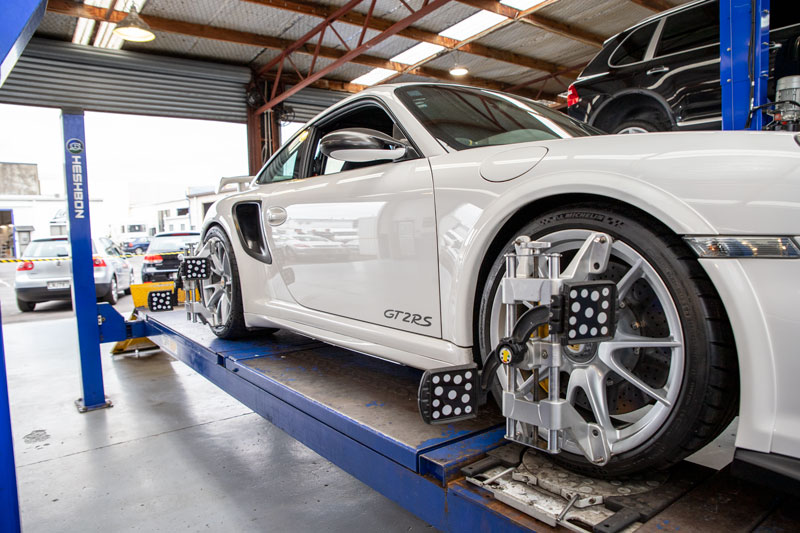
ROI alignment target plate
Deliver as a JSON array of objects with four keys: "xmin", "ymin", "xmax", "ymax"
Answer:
[
  {"xmin": 561, "ymin": 281, "xmax": 617, "ymax": 345},
  {"xmin": 418, "ymin": 364, "xmax": 478, "ymax": 424}
]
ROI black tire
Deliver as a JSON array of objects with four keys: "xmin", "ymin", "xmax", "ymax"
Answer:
[
  {"xmin": 103, "ymin": 276, "xmax": 119, "ymax": 305},
  {"xmin": 17, "ymin": 299, "xmax": 35, "ymax": 312},
  {"xmin": 477, "ymin": 203, "xmax": 738, "ymax": 477},
  {"xmin": 202, "ymin": 226, "xmax": 249, "ymax": 339},
  {"xmin": 612, "ymin": 119, "xmax": 663, "ymax": 134}
]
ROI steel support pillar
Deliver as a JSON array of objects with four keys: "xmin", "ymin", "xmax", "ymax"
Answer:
[
  {"xmin": 0, "ymin": 310, "xmax": 20, "ymax": 533},
  {"xmin": 720, "ymin": 0, "xmax": 770, "ymax": 130},
  {"xmin": 61, "ymin": 111, "xmax": 112, "ymax": 412}
]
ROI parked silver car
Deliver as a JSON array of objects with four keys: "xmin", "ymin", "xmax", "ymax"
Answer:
[{"xmin": 14, "ymin": 236, "xmax": 134, "ymax": 312}]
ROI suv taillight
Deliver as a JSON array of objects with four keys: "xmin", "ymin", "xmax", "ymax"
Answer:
[
  {"xmin": 144, "ymin": 254, "xmax": 163, "ymax": 264},
  {"xmin": 16, "ymin": 261, "xmax": 34, "ymax": 271},
  {"xmin": 567, "ymin": 84, "xmax": 579, "ymax": 107}
]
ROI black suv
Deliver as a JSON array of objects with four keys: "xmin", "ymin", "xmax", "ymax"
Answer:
[
  {"xmin": 142, "ymin": 232, "xmax": 200, "ymax": 282},
  {"xmin": 568, "ymin": 0, "xmax": 800, "ymax": 133}
]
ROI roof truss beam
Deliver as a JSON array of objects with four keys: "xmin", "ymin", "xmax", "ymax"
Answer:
[
  {"xmin": 456, "ymin": 0, "xmax": 605, "ymax": 48},
  {"xmin": 242, "ymin": 0, "xmax": 565, "ymax": 73}
]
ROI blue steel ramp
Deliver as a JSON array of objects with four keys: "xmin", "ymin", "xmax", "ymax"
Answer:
[{"xmin": 142, "ymin": 310, "xmax": 504, "ymax": 475}]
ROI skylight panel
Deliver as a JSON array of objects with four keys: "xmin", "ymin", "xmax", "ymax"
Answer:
[
  {"xmin": 391, "ymin": 43, "xmax": 446, "ymax": 65},
  {"xmin": 351, "ymin": 68, "xmax": 396, "ymax": 86},
  {"xmin": 438, "ymin": 10, "xmax": 507, "ymax": 41}
]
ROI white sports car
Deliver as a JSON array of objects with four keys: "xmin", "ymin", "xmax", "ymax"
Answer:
[{"xmin": 195, "ymin": 83, "xmax": 800, "ymax": 480}]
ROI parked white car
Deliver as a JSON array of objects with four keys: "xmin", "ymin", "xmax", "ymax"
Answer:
[
  {"xmin": 193, "ymin": 83, "xmax": 800, "ymax": 480},
  {"xmin": 15, "ymin": 236, "xmax": 134, "ymax": 311}
]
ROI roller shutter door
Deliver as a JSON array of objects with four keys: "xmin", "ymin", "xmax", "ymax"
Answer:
[{"xmin": 0, "ymin": 38, "xmax": 251, "ymax": 122}]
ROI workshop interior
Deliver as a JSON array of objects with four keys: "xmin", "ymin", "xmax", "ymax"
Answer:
[{"xmin": 1, "ymin": 1, "xmax": 800, "ymax": 531}]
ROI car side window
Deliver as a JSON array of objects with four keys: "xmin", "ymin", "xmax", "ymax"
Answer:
[
  {"xmin": 256, "ymin": 130, "xmax": 311, "ymax": 184},
  {"xmin": 610, "ymin": 21, "xmax": 659, "ymax": 66},
  {"xmin": 655, "ymin": 2, "xmax": 719, "ymax": 57},
  {"xmin": 309, "ymin": 103, "xmax": 406, "ymax": 177}
]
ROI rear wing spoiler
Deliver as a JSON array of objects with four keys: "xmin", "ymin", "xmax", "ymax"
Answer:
[{"xmin": 217, "ymin": 175, "xmax": 255, "ymax": 194}]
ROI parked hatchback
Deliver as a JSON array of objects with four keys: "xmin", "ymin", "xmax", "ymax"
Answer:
[
  {"xmin": 568, "ymin": 0, "xmax": 800, "ymax": 132},
  {"xmin": 141, "ymin": 232, "xmax": 200, "ymax": 282},
  {"xmin": 14, "ymin": 236, "xmax": 134, "ymax": 311}
]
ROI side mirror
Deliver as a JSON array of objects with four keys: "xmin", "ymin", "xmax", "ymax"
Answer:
[{"xmin": 320, "ymin": 128, "xmax": 409, "ymax": 163}]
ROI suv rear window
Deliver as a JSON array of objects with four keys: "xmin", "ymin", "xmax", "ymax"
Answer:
[
  {"xmin": 656, "ymin": 2, "xmax": 719, "ymax": 57},
  {"xmin": 610, "ymin": 21, "xmax": 658, "ymax": 66}
]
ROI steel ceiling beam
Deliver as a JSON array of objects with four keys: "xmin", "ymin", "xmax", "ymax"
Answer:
[
  {"xmin": 242, "ymin": 0, "xmax": 565, "ymax": 74},
  {"xmin": 253, "ymin": 0, "xmax": 562, "ymax": 113},
  {"xmin": 456, "ymin": 0, "xmax": 605, "ymax": 48}
]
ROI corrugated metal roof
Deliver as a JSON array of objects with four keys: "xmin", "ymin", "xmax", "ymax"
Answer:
[{"xmin": 29, "ymin": 0, "xmax": 696, "ymax": 106}]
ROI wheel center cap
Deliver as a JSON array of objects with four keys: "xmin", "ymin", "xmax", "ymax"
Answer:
[{"xmin": 564, "ymin": 342, "xmax": 597, "ymax": 364}]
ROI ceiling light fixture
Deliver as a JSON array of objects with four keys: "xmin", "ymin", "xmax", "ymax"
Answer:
[
  {"xmin": 448, "ymin": 50, "xmax": 468, "ymax": 77},
  {"xmin": 112, "ymin": 5, "xmax": 155, "ymax": 42}
]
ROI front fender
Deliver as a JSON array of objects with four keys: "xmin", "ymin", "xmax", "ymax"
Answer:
[{"xmin": 439, "ymin": 169, "xmax": 715, "ymax": 348}]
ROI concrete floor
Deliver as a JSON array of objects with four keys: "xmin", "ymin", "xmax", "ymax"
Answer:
[
  {"xmin": 3, "ymin": 314, "xmax": 434, "ymax": 532},
  {"xmin": 1, "ymin": 263, "xmax": 736, "ymax": 531}
]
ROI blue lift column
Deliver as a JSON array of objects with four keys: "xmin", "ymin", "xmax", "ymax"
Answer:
[
  {"xmin": 0, "ymin": 309, "xmax": 20, "ymax": 533},
  {"xmin": 62, "ymin": 111, "xmax": 112, "ymax": 412},
  {"xmin": 1, "ymin": 3, "xmax": 47, "ymax": 531},
  {"xmin": 720, "ymin": 0, "xmax": 770, "ymax": 129}
]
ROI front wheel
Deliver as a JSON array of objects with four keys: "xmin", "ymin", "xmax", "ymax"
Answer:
[
  {"xmin": 200, "ymin": 227, "xmax": 249, "ymax": 339},
  {"xmin": 477, "ymin": 204, "xmax": 738, "ymax": 476}
]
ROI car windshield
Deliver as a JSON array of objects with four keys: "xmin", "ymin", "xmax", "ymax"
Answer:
[
  {"xmin": 395, "ymin": 85, "xmax": 600, "ymax": 150},
  {"xmin": 23, "ymin": 239, "xmax": 71, "ymax": 258},
  {"xmin": 147, "ymin": 234, "xmax": 200, "ymax": 253}
]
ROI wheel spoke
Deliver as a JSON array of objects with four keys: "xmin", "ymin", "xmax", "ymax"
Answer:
[
  {"xmin": 567, "ymin": 366, "xmax": 614, "ymax": 433},
  {"xmin": 207, "ymin": 286, "xmax": 224, "ymax": 309},
  {"xmin": 616, "ymin": 258, "xmax": 644, "ymax": 301},
  {"xmin": 604, "ymin": 331, "xmax": 681, "ymax": 350},
  {"xmin": 219, "ymin": 293, "xmax": 230, "ymax": 323},
  {"xmin": 597, "ymin": 344, "xmax": 672, "ymax": 406}
]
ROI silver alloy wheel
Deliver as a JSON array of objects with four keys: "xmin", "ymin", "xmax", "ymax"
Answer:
[
  {"xmin": 488, "ymin": 229, "xmax": 685, "ymax": 456},
  {"xmin": 201, "ymin": 236, "xmax": 234, "ymax": 327},
  {"xmin": 617, "ymin": 126, "xmax": 649, "ymax": 134},
  {"xmin": 109, "ymin": 276, "xmax": 118, "ymax": 303}
]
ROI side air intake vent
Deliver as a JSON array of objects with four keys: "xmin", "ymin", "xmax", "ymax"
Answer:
[{"xmin": 233, "ymin": 202, "xmax": 271, "ymax": 264}]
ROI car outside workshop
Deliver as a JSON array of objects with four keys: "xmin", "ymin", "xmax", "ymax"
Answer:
[{"xmin": 1, "ymin": 1, "xmax": 799, "ymax": 532}]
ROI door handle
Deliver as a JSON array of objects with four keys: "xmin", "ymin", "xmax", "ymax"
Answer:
[
  {"xmin": 266, "ymin": 206, "xmax": 287, "ymax": 226},
  {"xmin": 646, "ymin": 66, "xmax": 670, "ymax": 75}
]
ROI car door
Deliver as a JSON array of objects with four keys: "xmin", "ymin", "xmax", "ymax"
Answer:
[
  {"xmin": 99, "ymin": 238, "xmax": 128, "ymax": 287},
  {"xmin": 261, "ymin": 100, "xmax": 442, "ymax": 337},
  {"xmin": 645, "ymin": 1, "xmax": 721, "ymax": 127}
]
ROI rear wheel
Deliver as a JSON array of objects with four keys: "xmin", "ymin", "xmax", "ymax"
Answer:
[
  {"xmin": 612, "ymin": 119, "xmax": 661, "ymax": 134},
  {"xmin": 477, "ymin": 204, "xmax": 738, "ymax": 476},
  {"xmin": 17, "ymin": 299, "xmax": 35, "ymax": 312},
  {"xmin": 103, "ymin": 276, "xmax": 119, "ymax": 305}
]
